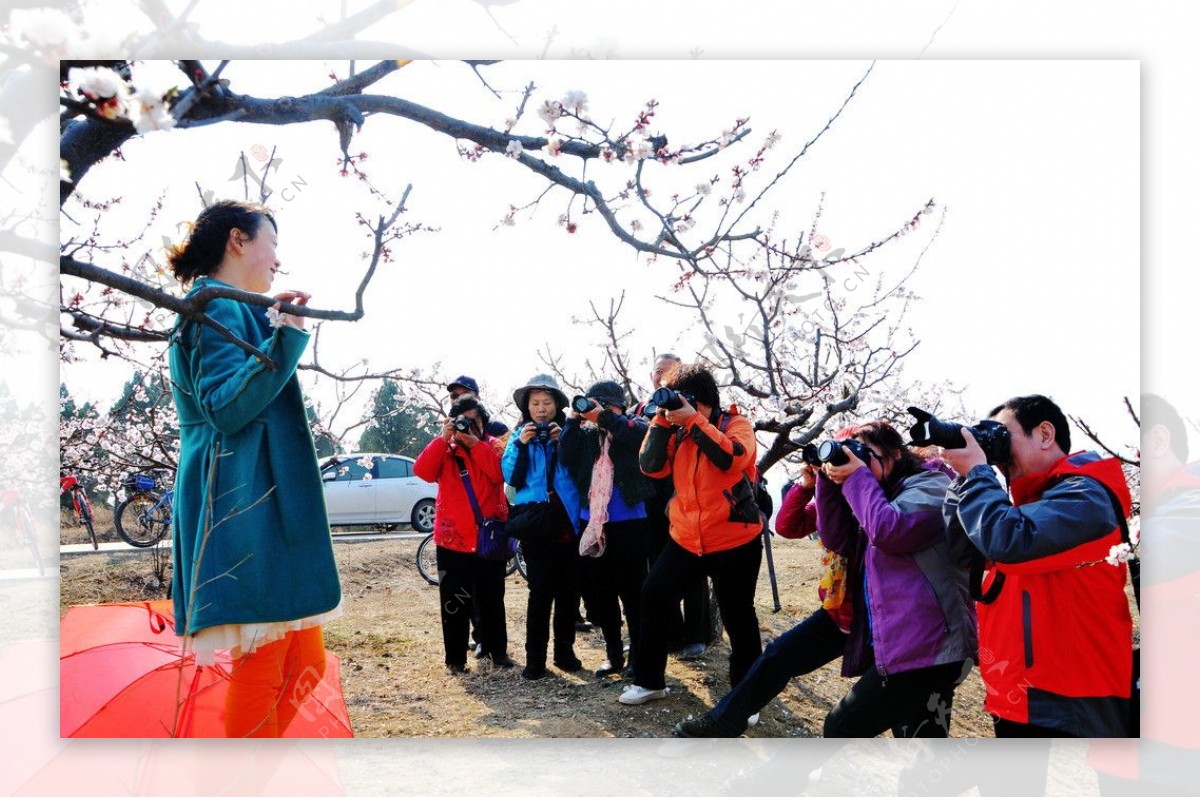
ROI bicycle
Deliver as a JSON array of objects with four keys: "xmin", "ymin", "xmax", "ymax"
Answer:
[
  {"xmin": 0, "ymin": 489, "xmax": 44, "ymax": 576},
  {"xmin": 113, "ymin": 472, "xmax": 173, "ymax": 548},
  {"xmin": 60, "ymin": 474, "xmax": 98, "ymax": 550},
  {"xmin": 416, "ymin": 533, "xmax": 527, "ymax": 585}
]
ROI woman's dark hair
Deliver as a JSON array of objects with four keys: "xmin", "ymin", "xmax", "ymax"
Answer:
[
  {"xmin": 667, "ymin": 363, "xmax": 721, "ymax": 414},
  {"xmin": 852, "ymin": 421, "xmax": 925, "ymax": 488},
  {"xmin": 167, "ymin": 200, "xmax": 277, "ymax": 284},
  {"xmin": 450, "ymin": 396, "xmax": 491, "ymax": 434}
]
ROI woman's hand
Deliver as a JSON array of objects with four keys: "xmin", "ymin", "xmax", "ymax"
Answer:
[
  {"xmin": 663, "ymin": 395, "xmax": 697, "ymax": 426},
  {"xmin": 548, "ymin": 421, "xmax": 563, "ymax": 441},
  {"xmin": 822, "ymin": 449, "xmax": 867, "ymax": 485},
  {"xmin": 518, "ymin": 422, "xmax": 537, "ymax": 444},
  {"xmin": 455, "ymin": 430, "xmax": 480, "ymax": 449},
  {"xmin": 441, "ymin": 417, "xmax": 456, "ymax": 444},
  {"xmin": 798, "ymin": 463, "xmax": 818, "ymax": 490},
  {"xmin": 272, "ymin": 290, "xmax": 311, "ymax": 330}
]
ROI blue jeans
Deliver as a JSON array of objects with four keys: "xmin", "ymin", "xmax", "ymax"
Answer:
[{"xmin": 709, "ymin": 607, "xmax": 846, "ymax": 730}]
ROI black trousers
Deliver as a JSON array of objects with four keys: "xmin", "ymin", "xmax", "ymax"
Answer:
[
  {"xmin": 711, "ymin": 607, "xmax": 846, "ymax": 728},
  {"xmin": 634, "ymin": 535, "xmax": 763, "ymax": 691},
  {"xmin": 522, "ymin": 536, "xmax": 580, "ymax": 668},
  {"xmin": 824, "ymin": 659, "xmax": 971, "ymax": 738},
  {"xmin": 435, "ymin": 546, "xmax": 507, "ymax": 668},
  {"xmin": 580, "ymin": 518, "xmax": 648, "ymax": 665},
  {"xmin": 645, "ymin": 505, "xmax": 710, "ymax": 647}
]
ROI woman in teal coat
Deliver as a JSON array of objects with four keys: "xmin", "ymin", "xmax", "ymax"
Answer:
[{"xmin": 167, "ymin": 200, "xmax": 342, "ymax": 737}]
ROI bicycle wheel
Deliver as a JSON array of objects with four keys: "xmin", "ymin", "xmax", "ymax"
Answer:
[
  {"xmin": 416, "ymin": 533, "xmax": 439, "ymax": 585},
  {"xmin": 114, "ymin": 493, "xmax": 170, "ymax": 547},
  {"xmin": 510, "ymin": 544, "xmax": 527, "ymax": 581},
  {"xmin": 77, "ymin": 492, "xmax": 98, "ymax": 550},
  {"xmin": 18, "ymin": 505, "xmax": 43, "ymax": 576}
]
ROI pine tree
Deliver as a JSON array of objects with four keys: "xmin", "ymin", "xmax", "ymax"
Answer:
[{"xmin": 357, "ymin": 379, "xmax": 441, "ymax": 457}]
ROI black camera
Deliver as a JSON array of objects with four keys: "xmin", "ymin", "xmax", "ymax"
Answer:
[
  {"xmin": 571, "ymin": 395, "xmax": 595, "ymax": 414},
  {"xmin": 801, "ymin": 438, "xmax": 873, "ymax": 467},
  {"xmin": 532, "ymin": 422, "xmax": 552, "ymax": 441},
  {"xmin": 651, "ymin": 386, "xmax": 696, "ymax": 412},
  {"xmin": 906, "ymin": 407, "xmax": 1011, "ymax": 465},
  {"xmin": 452, "ymin": 415, "xmax": 474, "ymax": 433},
  {"xmin": 640, "ymin": 400, "xmax": 659, "ymax": 418}
]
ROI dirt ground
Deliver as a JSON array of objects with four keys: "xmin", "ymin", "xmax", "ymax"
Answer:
[{"xmin": 59, "ymin": 510, "xmax": 995, "ymax": 741}]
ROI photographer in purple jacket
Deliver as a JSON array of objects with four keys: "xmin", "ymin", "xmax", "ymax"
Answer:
[{"xmin": 816, "ymin": 421, "xmax": 977, "ymax": 737}]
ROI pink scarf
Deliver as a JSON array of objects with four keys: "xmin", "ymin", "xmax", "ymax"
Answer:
[{"xmin": 579, "ymin": 433, "xmax": 613, "ymax": 558}]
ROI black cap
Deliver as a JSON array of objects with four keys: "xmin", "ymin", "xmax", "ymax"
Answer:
[{"xmin": 447, "ymin": 375, "xmax": 480, "ymax": 395}]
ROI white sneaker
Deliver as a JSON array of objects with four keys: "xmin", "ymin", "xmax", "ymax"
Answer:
[
  {"xmin": 619, "ymin": 685, "xmax": 669, "ymax": 705},
  {"xmin": 747, "ymin": 712, "xmax": 760, "ymax": 727}
]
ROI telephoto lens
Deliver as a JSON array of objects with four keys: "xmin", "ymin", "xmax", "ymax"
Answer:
[
  {"xmin": 452, "ymin": 416, "xmax": 472, "ymax": 433},
  {"xmin": 651, "ymin": 387, "xmax": 695, "ymax": 411},
  {"xmin": 572, "ymin": 395, "xmax": 593, "ymax": 413}
]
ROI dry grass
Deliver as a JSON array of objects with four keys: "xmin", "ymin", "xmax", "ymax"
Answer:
[{"xmin": 59, "ymin": 534, "xmax": 996, "ymax": 739}]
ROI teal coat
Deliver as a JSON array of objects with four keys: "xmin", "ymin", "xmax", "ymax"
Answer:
[{"xmin": 168, "ymin": 278, "xmax": 341, "ymax": 636}]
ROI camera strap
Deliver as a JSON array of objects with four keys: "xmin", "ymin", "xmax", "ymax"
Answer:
[{"xmin": 454, "ymin": 455, "xmax": 487, "ymax": 526}]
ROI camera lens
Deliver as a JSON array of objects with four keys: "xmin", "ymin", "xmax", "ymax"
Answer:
[{"xmin": 572, "ymin": 395, "xmax": 592, "ymax": 413}]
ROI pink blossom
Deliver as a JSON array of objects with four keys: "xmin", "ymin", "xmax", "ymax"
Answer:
[{"xmin": 545, "ymin": 136, "xmax": 562, "ymax": 157}]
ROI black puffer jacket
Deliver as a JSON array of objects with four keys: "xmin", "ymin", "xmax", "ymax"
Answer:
[{"xmin": 560, "ymin": 409, "xmax": 655, "ymax": 508}]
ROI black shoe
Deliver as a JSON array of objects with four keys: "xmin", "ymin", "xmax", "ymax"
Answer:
[
  {"xmin": 521, "ymin": 665, "xmax": 547, "ymax": 680},
  {"xmin": 489, "ymin": 654, "xmax": 517, "ymax": 669},
  {"xmin": 446, "ymin": 663, "xmax": 470, "ymax": 675},
  {"xmin": 673, "ymin": 713, "xmax": 743, "ymax": 738},
  {"xmin": 594, "ymin": 659, "xmax": 625, "ymax": 677},
  {"xmin": 554, "ymin": 655, "xmax": 584, "ymax": 672},
  {"xmin": 575, "ymin": 621, "xmax": 595, "ymax": 632},
  {"xmin": 622, "ymin": 662, "xmax": 637, "ymax": 680}
]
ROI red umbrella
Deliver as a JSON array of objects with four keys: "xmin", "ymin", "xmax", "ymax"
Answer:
[{"xmin": 60, "ymin": 601, "xmax": 353, "ymax": 738}]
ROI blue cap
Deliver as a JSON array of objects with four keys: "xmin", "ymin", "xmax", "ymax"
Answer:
[{"xmin": 447, "ymin": 375, "xmax": 480, "ymax": 395}]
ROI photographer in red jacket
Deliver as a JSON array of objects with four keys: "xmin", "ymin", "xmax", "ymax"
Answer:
[{"xmin": 942, "ymin": 394, "xmax": 1133, "ymax": 738}]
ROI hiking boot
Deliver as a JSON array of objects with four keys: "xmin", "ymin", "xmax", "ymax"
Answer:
[
  {"xmin": 554, "ymin": 654, "xmax": 584, "ymax": 672},
  {"xmin": 673, "ymin": 712, "xmax": 743, "ymax": 738},
  {"xmin": 618, "ymin": 684, "xmax": 668, "ymax": 705},
  {"xmin": 445, "ymin": 663, "xmax": 470, "ymax": 675}
]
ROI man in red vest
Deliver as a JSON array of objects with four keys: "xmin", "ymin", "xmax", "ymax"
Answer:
[{"xmin": 942, "ymin": 394, "xmax": 1133, "ymax": 738}]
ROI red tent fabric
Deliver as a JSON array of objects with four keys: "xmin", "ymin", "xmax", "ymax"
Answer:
[{"xmin": 60, "ymin": 601, "xmax": 353, "ymax": 738}]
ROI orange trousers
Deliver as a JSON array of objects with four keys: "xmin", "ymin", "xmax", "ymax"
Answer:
[{"xmin": 224, "ymin": 626, "xmax": 326, "ymax": 738}]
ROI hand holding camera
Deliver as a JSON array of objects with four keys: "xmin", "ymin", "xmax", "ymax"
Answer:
[
  {"xmin": 519, "ymin": 421, "xmax": 559, "ymax": 444},
  {"xmin": 653, "ymin": 387, "xmax": 697, "ymax": 426},
  {"xmin": 571, "ymin": 395, "xmax": 602, "ymax": 423}
]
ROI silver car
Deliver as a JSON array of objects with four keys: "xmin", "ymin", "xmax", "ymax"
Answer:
[{"xmin": 320, "ymin": 453, "xmax": 437, "ymax": 533}]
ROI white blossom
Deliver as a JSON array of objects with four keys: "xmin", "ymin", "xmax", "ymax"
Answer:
[
  {"xmin": 265, "ymin": 306, "xmax": 285, "ymax": 328},
  {"xmin": 361, "ymin": 472, "xmax": 373, "ymax": 482},
  {"xmin": 629, "ymin": 219, "xmax": 644, "ymax": 232},
  {"xmin": 1105, "ymin": 542, "xmax": 1134, "ymax": 566},
  {"xmin": 764, "ymin": 131, "xmax": 782, "ymax": 149},
  {"xmin": 675, "ymin": 217, "xmax": 695, "ymax": 234},
  {"xmin": 562, "ymin": 90, "xmax": 588, "ymax": 116},
  {"xmin": 68, "ymin": 66, "xmax": 127, "ymax": 101},
  {"xmin": 130, "ymin": 86, "xmax": 177, "ymax": 134},
  {"xmin": 501, "ymin": 213, "xmax": 516, "ymax": 227},
  {"xmin": 537, "ymin": 99, "xmax": 562, "ymax": 127},
  {"xmin": 557, "ymin": 214, "xmax": 570, "ymax": 227},
  {"xmin": 695, "ymin": 182, "xmax": 712, "ymax": 196},
  {"xmin": 357, "ymin": 455, "xmax": 375, "ymax": 470},
  {"xmin": 1128, "ymin": 518, "xmax": 1140, "ymax": 547},
  {"xmin": 733, "ymin": 187, "xmax": 747, "ymax": 203},
  {"xmin": 505, "ymin": 139, "xmax": 523, "ymax": 158},
  {"xmin": 338, "ymin": 465, "xmax": 350, "ymax": 477}
]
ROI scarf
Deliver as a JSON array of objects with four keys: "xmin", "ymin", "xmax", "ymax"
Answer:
[{"xmin": 579, "ymin": 432, "xmax": 613, "ymax": 558}]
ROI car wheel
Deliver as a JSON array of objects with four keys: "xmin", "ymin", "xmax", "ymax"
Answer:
[{"xmin": 411, "ymin": 499, "xmax": 436, "ymax": 534}]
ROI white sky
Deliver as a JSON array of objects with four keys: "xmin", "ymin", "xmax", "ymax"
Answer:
[{"xmin": 60, "ymin": 58, "xmax": 1140, "ymax": 456}]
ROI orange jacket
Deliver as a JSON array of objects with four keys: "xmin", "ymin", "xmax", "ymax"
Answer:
[{"xmin": 639, "ymin": 407, "xmax": 761, "ymax": 555}]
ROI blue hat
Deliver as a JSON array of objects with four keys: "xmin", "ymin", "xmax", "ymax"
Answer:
[{"xmin": 447, "ymin": 375, "xmax": 480, "ymax": 395}]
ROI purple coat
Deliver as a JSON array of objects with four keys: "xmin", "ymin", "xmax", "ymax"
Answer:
[{"xmin": 817, "ymin": 460, "xmax": 977, "ymax": 677}]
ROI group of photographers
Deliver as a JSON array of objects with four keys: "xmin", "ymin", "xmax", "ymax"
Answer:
[{"xmin": 415, "ymin": 360, "xmax": 1136, "ymax": 740}]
